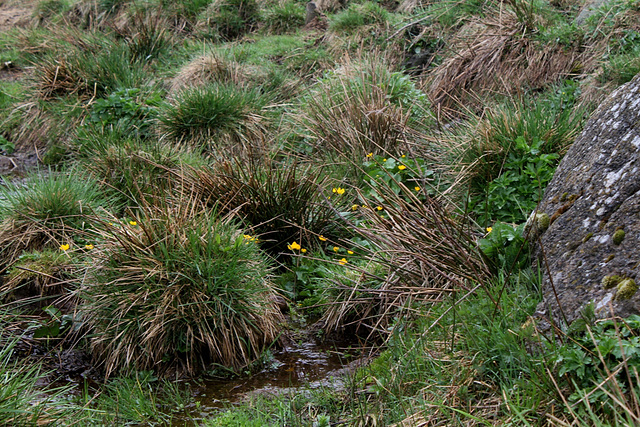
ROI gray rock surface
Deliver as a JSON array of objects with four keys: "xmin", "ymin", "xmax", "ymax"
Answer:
[
  {"xmin": 534, "ymin": 72, "xmax": 640, "ymax": 327},
  {"xmin": 574, "ymin": 0, "xmax": 611, "ymax": 25}
]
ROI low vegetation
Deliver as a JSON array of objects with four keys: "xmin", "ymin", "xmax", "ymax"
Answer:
[{"xmin": 0, "ymin": 0, "xmax": 639, "ymax": 425}]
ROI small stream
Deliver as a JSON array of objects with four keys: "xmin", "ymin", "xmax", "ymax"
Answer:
[{"xmin": 185, "ymin": 337, "xmax": 365, "ymax": 421}]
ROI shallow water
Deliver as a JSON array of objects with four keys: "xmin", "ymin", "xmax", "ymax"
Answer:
[{"xmin": 185, "ymin": 338, "xmax": 362, "ymax": 421}]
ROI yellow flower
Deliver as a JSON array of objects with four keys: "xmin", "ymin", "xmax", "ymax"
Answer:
[
  {"xmin": 319, "ymin": 235, "xmax": 327, "ymax": 241},
  {"xmin": 347, "ymin": 250, "xmax": 354, "ymax": 255},
  {"xmin": 352, "ymin": 204, "xmax": 359, "ymax": 211},
  {"xmin": 401, "ymin": 154, "xmax": 406, "ymax": 158},
  {"xmin": 287, "ymin": 241, "xmax": 301, "ymax": 251},
  {"xmin": 85, "ymin": 244, "xmax": 94, "ymax": 250},
  {"xmin": 398, "ymin": 165, "xmax": 406, "ymax": 171},
  {"xmin": 486, "ymin": 227, "xmax": 493, "ymax": 234},
  {"xmin": 60, "ymin": 244, "xmax": 70, "ymax": 251},
  {"xmin": 366, "ymin": 153, "xmax": 373, "ymax": 158},
  {"xmin": 129, "ymin": 220, "xmax": 137, "ymax": 226},
  {"xmin": 301, "ymin": 248, "xmax": 307, "ymax": 253},
  {"xmin": 376, "ymin": 206, "xmax": 383, "ymax": 211},
  {"xmin": 338, "ymin": 258, "xmax": 348, "ymax": 265},
  {"xmin": 383, "ymin": 158, "xmax": 387, "ymax": 162},
  {"xmin": 333, "ymin": 246, "xmax": 339, "ymax": 253},
  {"xmin": 414, "ymin": 186, "xmax": 421, "ymax": 192},
  {"xmin": 332, "ymin": 187, "xmax": 345, "ymax": 195}
]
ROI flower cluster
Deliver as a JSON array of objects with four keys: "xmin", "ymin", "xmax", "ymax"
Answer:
[{"xmin": 287, "ymin": 241, "xmax": 307, "ymax": 253}]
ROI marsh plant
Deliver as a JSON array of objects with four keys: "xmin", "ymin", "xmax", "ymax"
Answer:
[
  {"xmin": 181, "ymin": 158, "xmax": 346, "ymax": 260},
  {"xmin": 159, "ymin": 82, "xmax": 267, "ymax": 152},
  {"xmin": 0, "ymin": 171, "xmax": 109, "ymax": 265},
  {"xmin": 198, "ymin": 0, "xmax": 260, "ymax": 40},
  {"xmin": 0, "ymin": 335, "xmax": 73, "ymax": 425},
  {"xmin": 297, "ymin": 59, "xmax": 431, "ymax": 159},
  {"xmin": 80, "ymin": 200, "xmax": 284, "ymax": 377},
  {"xmin": 262, "ymin": 1, "xmax": 306, "ymax": 34},
  {"xmin": 71, "ymin": 127, "xmax": 203, "ymax": 213}
]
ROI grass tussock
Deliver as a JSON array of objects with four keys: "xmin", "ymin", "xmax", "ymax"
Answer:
[
  {"xmin": 168, "ymin": 53, "xmax": 251, "ymax": 95},
  {"xmin": 71, "ymin": 128, "xmax": 202, "ymax": 212},
  {"xmin": 81, "ymin": 198, "xmax": 284, "ymax": 377},
  {"xmin": 0, "ymin": 171, "xmax": 109, "ymax": 266},
  {"xmin": 297, "ymin": 58, "xmax": 430, "ymax": 158},
  {"xmin": 1, "ymin": 248, "xmax": 76, "ymax": 306},
  {"xmin": 159, "ymin": 83, "xmax": 268, "ymax": 154},
  {"xmin": 428, "ymin": 11, "xmax": 584, "ymax": 115},
  {"xmin": 179, "ymin": 158, "xmax": 345, "ymax": 260},
  {"xmin": 321, "ymin": 180, "xmax": 491, "ymax": 337},
  {"xmin": 450, "ymin": 95, "xmax": 585, "ymax": 194}
]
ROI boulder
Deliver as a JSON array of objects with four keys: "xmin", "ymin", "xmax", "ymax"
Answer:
[
  {"xmin": 534, "ymin": 72, "xmax": 640, "ymax": 327},
  {"xmin": 574, "ymin": 0, "xmax": 611, "ymax": 25}
]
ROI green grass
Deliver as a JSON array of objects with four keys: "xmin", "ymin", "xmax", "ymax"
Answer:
[
  {"xmin": 262, "ymin": 1, "xmax": 306, "ymax": 34},
  {"xmin": 159, "ymin": 82, "xmax": 267, "ymax": 149},
  {"xmin": 0, "ymin": 170, "xmax": 111, "ymax": 265},
  {"xmin": 0, "ymin": 332, "xmax": 75, "ymax": 425},
  {"xmin": 329, "ymin": 1, "xmax": 391, "ymax": 33},
  {"xmin": 80, "ymin": 199, "xmax": 284, "ymax": 377},
  {"xmin": 0, "ymin": 0, "xmax": 638, "ymax": 423},
  {"xmin": 84, "ymin": 370, "xmax": 192, "ymax": 424}
]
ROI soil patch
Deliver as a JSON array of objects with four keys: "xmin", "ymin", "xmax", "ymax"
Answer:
[{"xmin": 0, "ymin": 5, "xmax": 33, "ymax": 32}]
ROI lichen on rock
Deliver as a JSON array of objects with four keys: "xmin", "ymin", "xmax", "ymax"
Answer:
[{"xmin": 533, "ymin": 73, "xmax": 640, "ymax": 327}]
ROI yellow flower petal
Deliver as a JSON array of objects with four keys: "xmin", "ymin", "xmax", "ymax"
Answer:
[
  {"xmin": 319, "ymin": 235, "xmax": 327, "ymax": 241},
  {"xmin": 486, "ymin": 227, "xmax": 493, "ymax": 233},
  {"xmin": 85, "ymin": 244, "xmax": 94, "ymax": 250},
  {"xmin": 333, "ymin": 246, "xmax": 339, "ymax": 253},
  {"xmin": 60, "ymin": 244, "xmax": 70, "ymax": 251},
  {"xmin": 301, "ymin": 248, "xmax": 307, "ymax": 253},
  {"xmin": 288, "ymin": 241, "xmax": 301, "ymax": 251},
  {"xmin": 414, "ymin": 186, "xmax": 421, "ymax": 191},
  {"xmin": 398, "ymin": 165, "xmax": 406, "ymax": 171},
  {"xmin": 352, "ymin": 204, "xmax": 359, "ymax": 211},
  {"xmin": 347, "ymin": 250, "xmax": 354, "ymax": 255},
  {"xmin": 129, "ymin": 221, "xmax": 137, "ymax": 226},
  {"xmin": 339, "ymin": 258, "xmax": 348, "ymax": 265}
]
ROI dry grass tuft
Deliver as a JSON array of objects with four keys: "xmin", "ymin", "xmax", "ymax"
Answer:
[
  {"xmin": 321, "ymin": 184, "xmax": 491, "ymax": 337},
  {"xmin": 428, "ymin": 12, "xmax": 582, "ymax": 116},
  {"xmin": 168, "ymin": 54, "xmax": 250, "ymax": 95},
  {"xmin": 34, "ymin": 57, "xmax": 82, "ymax": 99},
  {"xmin": 2, "ymin": 102, "xmax": 56, "ymax": 156},
  {"xmin": 297, "ymin": 58, "xmax": 422, "ymax": 158},
  {"xmin": 176, "ymin": 158, "xmax": 342, "ymax": 259}
]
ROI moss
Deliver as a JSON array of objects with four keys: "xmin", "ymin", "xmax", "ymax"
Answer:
[
  {"xmin": 613, "ymin": 228, "xmax": 625, "ymax": 245},
  {"xmin": 582, "ymin": 232, "xmax": 593, "ymax": 243},
  {"xmin": 536, "ymin": 213, "xmax": 550, "ymax": 232},
  {"xmin": 602, "ymin": 274, "xmax": 623, "ymax": 289},
  {"xmin": 559, "ymin": 192, "xmax": 568, "ymax": 202},
  {"xmin": 615, "ymin": 279, "xmax": 638, "ymax": 300},
  {"xmin": 605, "ymin": 254, "xmax": 615, "ymax": 263},
  {"xmin": 568, "ymin": 194, "xmax": 579, "ymax": 203}
]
